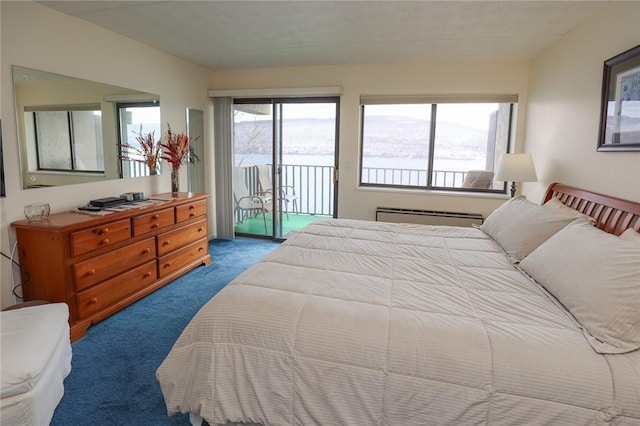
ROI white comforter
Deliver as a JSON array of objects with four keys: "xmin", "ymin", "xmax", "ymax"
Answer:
[{"xmin": 157, "ymin": 219, "xmax": 640, "ymax": 425}]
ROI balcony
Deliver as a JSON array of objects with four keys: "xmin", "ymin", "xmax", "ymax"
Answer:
[
  {"xmin": 362, "ymin": 167, "xmax": 472, "ymax": 188},
  {"xmin": 235, "ymin": 163, "xmax": 497, "ymax": 236},
  {"xmin": 234, "ymin": 164, "xmax": 333, "ymax": 236}
]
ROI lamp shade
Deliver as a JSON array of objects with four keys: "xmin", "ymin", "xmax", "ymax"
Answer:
[{"xmin": 495, "ymin": 153, "xmax": 537, "ymax": 183}]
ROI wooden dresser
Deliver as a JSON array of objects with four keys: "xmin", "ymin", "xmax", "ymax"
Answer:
[{"xmin": 11, "ymin": 192, "xmax": 211, "ymax": 341}]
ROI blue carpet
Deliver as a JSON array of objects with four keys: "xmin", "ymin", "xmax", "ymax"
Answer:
[{"xmin": 51, "ymin": 237, "xmax": 280, "ymax": 426}]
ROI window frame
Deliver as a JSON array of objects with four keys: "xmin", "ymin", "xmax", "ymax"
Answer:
[
  {"xmin": 29, "ymin": 106, "xmax": 104, "ymax": 174},
  {"xmin": 116, "ymin": 101, "xmax": 161, "ymax": 178},
  {"xmin": 359, "ymin": 95, "xmax": 517, "ymax": 195}
]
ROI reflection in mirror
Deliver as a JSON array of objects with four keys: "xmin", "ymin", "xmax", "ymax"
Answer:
[
  {"xmin": 118, "ymin": 103, "xmax": 161, "ymax": 178},
  {"xmin": 25, "ymin": 107, "xmax": 104, "ymax": 172},
  {"xmin": 12, "ymin": 65, "xmax": 160, "ymax": 189},
  {"xmin": 187, "ymin": 108, "xmax": 205, "ymax": 193}
]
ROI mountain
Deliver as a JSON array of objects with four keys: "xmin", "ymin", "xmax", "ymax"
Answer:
[{"xmin": 234, "ymin": 116, "xmax": 489, "ymax": 160}]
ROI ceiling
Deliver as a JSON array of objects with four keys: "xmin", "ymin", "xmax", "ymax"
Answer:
[{"xmin": 38, "ymin": 0, "xmax": 609, "ymax": 71}]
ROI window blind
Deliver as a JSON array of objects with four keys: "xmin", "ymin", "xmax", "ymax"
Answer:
[{"xmin": 360, "ymin": 94, "xmax": 518, "ymax": 105}]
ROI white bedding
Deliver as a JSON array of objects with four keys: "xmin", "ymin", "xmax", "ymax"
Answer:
[{"xmin": 157, "ymin": 219, "xmax": 640, "ymax": 425}]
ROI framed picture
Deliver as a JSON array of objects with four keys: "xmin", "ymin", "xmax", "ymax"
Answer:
[{"xmin": 597, "ymin": 44, "xmax": 640, "ymax": 151}]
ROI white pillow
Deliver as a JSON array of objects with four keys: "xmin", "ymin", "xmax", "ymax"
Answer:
[
  {"xmin": 520, "ymin": 220, "xmax": 640, "ymax": 354},
  {"xmin": 543, "ymin": 197, "xmax": 596, "ymax": 225},
  {"xmin": 480, "ymin": 195, "xmax": 586, "ymax": 262},
  {"xmin": 620, "ymin": 228, "xmax": 640, "ymax": 244}
]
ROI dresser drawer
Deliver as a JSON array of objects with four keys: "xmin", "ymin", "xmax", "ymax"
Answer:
[
  {"xmin": 71, "ymin": 218, "xmax": 132, "ymax": 257},
  {"xmin": 73, "ymin": 237, "xmax": 156, "ymax": 291},
  {"xmin": 175, "ymin": 199, "xmax": 207, "ymax": 223},
  {"xmin": 158, "ymin": 237, "xmax": 208, "ymax": 278},
  {"xmin": 157, "ymin": 219, "xmax": 208, "ymax": 256},
  {"xmin": 75, "ymin": 260, "xmax": 157, "ymax": 319},
  {"xmin": 132, "ymin": 208, "xmax": 174, "ymax": 236}
]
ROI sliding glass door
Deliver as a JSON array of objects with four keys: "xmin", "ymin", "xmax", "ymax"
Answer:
[{"xmin": 233, "ymin": 97, "xmax": 339, "ymax": 239}]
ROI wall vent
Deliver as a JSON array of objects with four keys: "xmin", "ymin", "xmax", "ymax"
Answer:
[{"xmin": 375, "ymin": 207, "xmax": 484, "ymax": 227}]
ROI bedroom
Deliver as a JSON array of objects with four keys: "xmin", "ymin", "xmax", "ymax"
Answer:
[
  {"xmin": 1, "ymin": 0, "xmax": 639, "ymax": 424},
  {"xmin": 1, "ymin": 1, "xmax": 638, "ymax": 301}
]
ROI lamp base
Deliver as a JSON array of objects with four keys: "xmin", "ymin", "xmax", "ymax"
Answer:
[{"xmin": 510, "ymin": 182, "xmax": 517, "ymax": 198}]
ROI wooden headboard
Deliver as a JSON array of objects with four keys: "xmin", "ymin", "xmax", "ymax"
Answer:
[{"xmin": 543, "ymin": 182, "xmax": 640, "ymax": 235}]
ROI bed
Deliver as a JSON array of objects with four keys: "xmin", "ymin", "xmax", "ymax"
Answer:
[{"xmin": 157, "ymin": 183, "xmax": 640, "ymax": 426}]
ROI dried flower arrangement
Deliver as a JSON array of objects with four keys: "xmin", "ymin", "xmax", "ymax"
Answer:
[
  {"xmin": 160, "ymin": 123, "xmax": 200, "ymax": 192},
  {"xmin": 119, "ymin": 126, "xmax": 162, "ymax": 175}
]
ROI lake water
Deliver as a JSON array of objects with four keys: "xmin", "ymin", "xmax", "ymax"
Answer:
[
  {"xmin": 236, "ymin": 153, "xmax": 488, "ymax": 214},
  {"xmin": 236, "ymin": 153, "xmax": 485, "ymax": 172}
]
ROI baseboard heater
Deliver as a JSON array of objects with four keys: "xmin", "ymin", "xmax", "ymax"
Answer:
[{"xmin": 375, "ymin": 207, "xmax": 484, "ymax": 227}]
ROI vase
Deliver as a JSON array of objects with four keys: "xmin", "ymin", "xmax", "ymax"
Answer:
[
  {"xmin": 171, "ymin": 170, "xmax": 179, "ymax": 193},
  {"xmin": 148, "ymin": 158, "xmax": 158, "ymax": 176}
]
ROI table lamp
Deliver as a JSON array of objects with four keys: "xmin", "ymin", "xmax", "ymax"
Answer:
[{"xmin": 495, "ymin": 153, "xmax": 538, "ymax": 197}]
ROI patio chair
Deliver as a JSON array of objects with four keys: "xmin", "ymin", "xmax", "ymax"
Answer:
[
  {"xmin": 256, "ymin": 164, "xmax": 298, "ymax": 218},
  {"xmin": 233, "ymin": 166, "xmax": 272, "ymax": 234},
  {"xmin": 461, "ymin": 170, "xmax": 495, "ymax": 189}
]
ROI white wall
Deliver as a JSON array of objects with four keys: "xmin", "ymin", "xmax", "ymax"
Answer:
[
  {"xmin": 524, "ymin": 2, "xmax": 640, "ymax": 203},
  {"xmin": 209, "ymin": 61, "xmax": 530, "ymax": 221},
  {"xmin": 0, "ymin": 1, "xmax": 213, "ymax": 308}
]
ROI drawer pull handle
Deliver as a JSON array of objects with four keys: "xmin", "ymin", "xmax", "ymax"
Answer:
[
  {"xmin": 88, "ymin": 269, "xmax": 96, "ymax": 276},
  {"xmin": 152, "ymin": 223, "xmax": 159, "ymax": 229},
  {"xmin": 90, "ymin": 298, "xmax": 98, "ymax": 304},
  {"xmin": 198, "ymin": 246, "xmax": 204, "ymax": 252},
  {"xmin": 189, "ymin": 213, "xmax": 195, "ymax": 217},
  {"xmin": 144, "ymin": 272, "xmax": 151, "ymax": 278},
  {"xmin": 99, "ymin": 228, "xmax": 109, "ymax": 235},
  {"xmin": 152, "ymin": 214, "xmax": 159, "ymax": 220},
  {"xmin": 102, "ymin": 238, "xmax": 110, "ymax": 244},
  {"xmin": 163, "ymin": 240, "xmax": 170, "ymax": 246},
  {"xmin": 163, "ymin": 262, "xmax": 171, "ymax": 269},
  {"xmin": 189, "ymin": 205, "xmax": 195, "ymax": 210},
  {"xmin": 144, "ymin": 248, "xmax": 151, "ymax": 254},
  {"xmin": 198, "ymin": 227, "xmax": 203, "ymax": 232}
]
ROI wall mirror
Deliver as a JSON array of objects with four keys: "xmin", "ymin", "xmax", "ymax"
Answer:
[
  {"xmin": 187, "ymin": 108, "xmax": 205, "ymax": 193},
  {"xmin": 12, "ymin": 65, "xmax": 161, "ymax": 189}
]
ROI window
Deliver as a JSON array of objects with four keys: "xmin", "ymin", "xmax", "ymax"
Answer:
[
  {"xmin": 117, "ymin": 102, "xmax": 161, "ymax": 178},
  {"xmin": 26, "ymin": 107, "xmax": 104, "ymax": 173},
  {"xmin": 360, "ymin": 95, "xmax": 517, "ymax": 193}
]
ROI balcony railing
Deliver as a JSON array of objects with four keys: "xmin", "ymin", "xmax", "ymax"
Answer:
[
  {"xmin": 121, "ymin": 160, "xmax": 157, "ymax": 178},
  {"xmin": 237, "ymin": 164, "xmax": 491, "ymax": 221},
  {"xmin": 361, "ymin": 167, "xmax": 469, "ymax": 188},
  {"xmin": 238, "ymin": 164, "xmax": 334, "ymax": 218}
]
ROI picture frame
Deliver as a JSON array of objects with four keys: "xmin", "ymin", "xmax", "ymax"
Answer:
[{"xmin": 597, "ymin": 44, "xmax": 640, "ymax": 151}]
